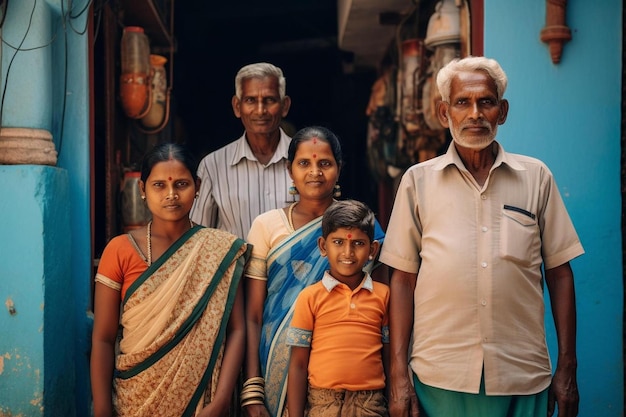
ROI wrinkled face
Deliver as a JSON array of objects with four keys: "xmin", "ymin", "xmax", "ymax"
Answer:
[
  {"xmin": 139, "ymin": 159, "xmax": 198, "ymax": 222},
  {"xmin": 288, "ymin": 138, "xmax": 339, "ymax": 201},
  {"xmin": 439, "ymin": 70, "xmax": 508, "ymax": 150},
  {"xmin": 232, "ymin": 76, "xmax": 290, "ymax": 136},
  {"xmin": 318, "ymin": 227, "xmax": 378, "ymax": 281}
]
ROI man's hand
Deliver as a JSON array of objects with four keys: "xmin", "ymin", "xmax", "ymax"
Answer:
[
  {"xmin": 388, "ymin": 374, "xmax": 419, "ymax": 417},
  {"xmin": 547, "ymin": 364, "xmax": 579, "ymax": 417}
]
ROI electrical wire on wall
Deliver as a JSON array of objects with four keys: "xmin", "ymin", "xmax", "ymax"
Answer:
[
  {"xmin": 0, "ymin": 0, "xmax": 94, "ymax": 159},
  {"xmin": 0, "ymin": 1, "xmax": 9, "ymax": 29},
  {"xmin": 0, "ymin": 0, "xmax": 35, "ymax": 140}
]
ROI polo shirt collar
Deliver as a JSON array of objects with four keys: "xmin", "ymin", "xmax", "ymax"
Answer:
[
  {"xmin": 229, "ymin": 128, "xmax": 291, "ymax": 166},
  {"xmin": 433, "ymin": 141, "xmax": 526, "ymax": 172},
  {"xmin": 321, "ymin": 271, "xmax": 374, "ymax": 293}
]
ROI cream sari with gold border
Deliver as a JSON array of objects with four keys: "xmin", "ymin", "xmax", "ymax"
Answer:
[{"xmin": 113, "ymin": 226, "xmax": 249, "ymax": 417}]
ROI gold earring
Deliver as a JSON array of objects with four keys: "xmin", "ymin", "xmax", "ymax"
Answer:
[{"xmin": 333, "ymin": 184, "xmax": 341, "ymax": 198}]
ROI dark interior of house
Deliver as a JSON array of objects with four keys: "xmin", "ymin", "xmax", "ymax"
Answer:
[
  {"xmin": 93, "ymin": 0, "xmax": 440, "ymax": 255},
  {"xmin": 173, "ymin": 0, "xmax": 378, "ymax": 205}
]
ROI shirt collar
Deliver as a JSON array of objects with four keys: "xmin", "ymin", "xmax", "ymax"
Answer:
[
  {"xmin": 432, "ymin": 141, "xmax": 526, "ymax": 172},
  {"xmin": 229, "ymin": 128, "xmax": 291, "ymax": 166},
  {"xmin": 321, "ymin": 271, "xmax": 374, "ymax": 293}
]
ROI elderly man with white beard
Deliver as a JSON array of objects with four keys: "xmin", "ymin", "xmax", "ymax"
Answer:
[{"xmin": 380, "ymin": 56, "xmax": 584, "ymax": 417}]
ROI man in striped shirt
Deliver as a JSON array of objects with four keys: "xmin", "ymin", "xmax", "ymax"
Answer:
[{"xmin": 190, "ymin": 62, "xmax": 294, "ymax": 238}]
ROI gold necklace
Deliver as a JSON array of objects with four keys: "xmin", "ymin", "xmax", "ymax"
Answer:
[
  {"xmin": 146, "ymin": 219, "xmax": 194, "ymax": 266},
  {"xmin": 146, "ymin": 221, "xmax": 152, "ymax": 266},
  {"xmin": 287, "ymin": 202, "xmax": 298, "ymax": 231}
]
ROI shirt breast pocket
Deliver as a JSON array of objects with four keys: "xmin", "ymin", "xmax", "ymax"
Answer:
[{"xmin": 499, "ymin": 206, "xmax": 539, "ymax": 266}]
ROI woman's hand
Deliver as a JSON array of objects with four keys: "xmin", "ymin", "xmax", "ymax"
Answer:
[{"xmin": 242, "ymin": 403, "xmax": 271, "ymax": 417}]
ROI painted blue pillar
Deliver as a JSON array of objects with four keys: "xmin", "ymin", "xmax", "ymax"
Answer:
[
  {"xmin": 0, "ymin": 0, "xmax": 91, "ymax": 415},
  {"xmin": 0, "ymin": 166, "xmax": 73, "ymax": 416}
]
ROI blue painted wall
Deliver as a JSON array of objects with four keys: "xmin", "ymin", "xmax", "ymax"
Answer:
[
  {"xmin": 0, "ymin": 0, "xmax": 91, "ymax": 415},
  {"xmin": 485, "ymin": 0, "xmax": 623, "ymax": 415},
  {"xmin": 0, "ymin": 166, "xmax": 73, "ymax": 416}
]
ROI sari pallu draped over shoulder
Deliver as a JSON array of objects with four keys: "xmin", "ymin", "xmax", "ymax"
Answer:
[
  {"xmin": 260, "ymin": 217, "xmax": 385, "ymax": 417},
  {"xmin": 113, "ymin": 226, "xmax": 250, "ymax": 417}
]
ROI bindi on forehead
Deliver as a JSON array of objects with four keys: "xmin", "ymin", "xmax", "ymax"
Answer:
[
  {"xmin": 312, "ymin": 153, "xmax": 317, "ymax": 159},
  {"xmin": 168, "ymin": 177, "xmax": 172, "ymax": 181},
  {"xmin": 346, "ymin": 233, "xmax": 352, "ymax": 239}
]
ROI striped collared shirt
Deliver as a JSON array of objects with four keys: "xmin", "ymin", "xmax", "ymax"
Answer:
[{"xmin": 190, "ymin": 129, "xmax": 294, "ymax": 238}]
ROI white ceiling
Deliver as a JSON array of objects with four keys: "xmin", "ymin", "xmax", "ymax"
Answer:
[{"xmin": 338, "ymin": 0, "xmax": 415, "ymax": 68}]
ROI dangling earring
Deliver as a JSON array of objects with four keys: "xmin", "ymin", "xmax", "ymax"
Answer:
[
  {"xmin": 333, "ymin": 184, "xmax": 341, "ymax": 198},
  {"xmin": 289, "ymin": 182, "xmax": 299, "ymax": 195}
]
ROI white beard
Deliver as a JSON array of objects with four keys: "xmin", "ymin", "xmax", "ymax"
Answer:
[{"xmin": 449, "ymin": 118, "xmax": 498, "ymax": 150}]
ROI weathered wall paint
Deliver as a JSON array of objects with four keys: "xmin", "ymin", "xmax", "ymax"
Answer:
[
  {"xmin": 0, "ymin": 166, "xmax": 73, "ymax": 416},
  {"xmin": 484, "ymin": 0, "xmax": 623, "ymax": 415}
]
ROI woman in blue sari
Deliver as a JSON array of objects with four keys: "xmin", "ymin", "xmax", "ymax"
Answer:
[{"xmin": 243, "ymin": 126, "xmax": 385, "ymax": 417}]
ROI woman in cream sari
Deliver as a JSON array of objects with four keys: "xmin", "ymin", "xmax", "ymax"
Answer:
[
  {"xmin": 243, "ymin": 127, "xmax": 385, "ymax": 417},
  {"xmin": 91, "ymin": 143, "xmax": 249, "ymax": 417}
]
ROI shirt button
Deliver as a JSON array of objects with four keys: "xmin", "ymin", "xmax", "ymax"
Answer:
[
  {"xmin": 481, "ymin": 195, "xmax": 487, "ymax": 200},
  {"xmin": 481, "ymin": 226, "xmax": 488, "ymax": 232},
  {"xmin": 481, "ymin": 262, "xmax": 488, "ymax": 268},
  {"xmin": 481, "ymin": 300, "xmax": 487, "ymax": 306},
  {"xmin": 350, "ymin": 303, "xmax": 356, "ymax": 309}
]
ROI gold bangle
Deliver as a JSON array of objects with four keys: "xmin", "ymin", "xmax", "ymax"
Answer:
[
  {"xmin": 243, "ymin": 376, "xmax": 265, "ymax": 387},
  {"xmin": 241, "ymin": 398, "xmax": 266, "ymax": 407},
  {"xmin": 241, "ymin": 384, "xmax": 265, "ymax": 395},
  {"xmin": 240, "ymin": 391, "xmax": 265, "ymax": 402}
]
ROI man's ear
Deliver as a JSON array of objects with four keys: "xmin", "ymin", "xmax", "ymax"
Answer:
[
  {"xmin": 281, "ymin": 95, "xmax": 292, "ymax": 117},
  {"xmin": 317, "ymin": 236, "xmax": 327, "ymax": 257},
  {"xmin": 437, "ymin": 101, "xmax": 450, "ymax": 128},
  {"xmin": 232, "ymin": 95, "xmax": 241, "ymax": 118},
  {"xmin": 497, "ymin": 99, "xmax": 509, "ymax": 125}
]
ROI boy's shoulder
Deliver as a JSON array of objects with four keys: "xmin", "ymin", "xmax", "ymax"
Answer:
[
  {"xmin": 298, "ymin": 280, "xmax": 327, "ymax": 298},
  {"xmin": 371, "ymin": 280, "xmax": 390, "ymax": 299}
]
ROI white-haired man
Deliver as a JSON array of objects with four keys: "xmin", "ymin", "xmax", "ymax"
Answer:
[
  {"xmin": 381, "ymin": 56, "xmax": 583, "ymax": 417},
  {"xmin": 191, "ymin": 62, "xmax": 293, "ymax": 238}
]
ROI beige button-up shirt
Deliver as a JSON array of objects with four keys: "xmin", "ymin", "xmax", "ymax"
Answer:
[{"xmin": 379, "ymin": 142, "xmax": 584, "ymax": 395}]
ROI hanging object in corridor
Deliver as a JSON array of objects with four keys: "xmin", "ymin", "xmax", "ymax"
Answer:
[
  {"xmin": 120, "ymin": 171, "xmax": 151, "ymax": 232},
  {"xmin": 119, "ymin": 26, "xmax": 151, "ymax": 119},
  {"xmin": 422, "ymin": 0, "xmax": 465, "ymax": 131},
  {"xmin": 400, "ymin": 38, "xmax": 422, "ymax": 137},
  {"xmin": 140, "ymin": 54, "xmax": 169, "ymax": 129}
]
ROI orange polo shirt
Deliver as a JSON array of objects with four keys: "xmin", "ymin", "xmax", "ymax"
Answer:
[{"xmin": 287, "ymin": 272, "xmax": 389, "ymax": 390}]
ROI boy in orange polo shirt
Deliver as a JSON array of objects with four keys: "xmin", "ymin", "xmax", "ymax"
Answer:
[{"xmin": 286, "ymin": 199, "xmax": 389, "ymax": 417}]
